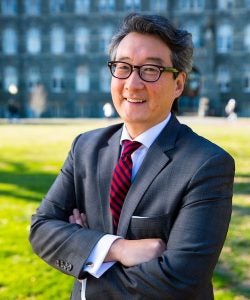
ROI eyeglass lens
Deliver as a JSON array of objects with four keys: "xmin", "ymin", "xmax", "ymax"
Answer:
[{"xmin": 110, "ymin": 62, "xmax": 161, "ymax": 82}]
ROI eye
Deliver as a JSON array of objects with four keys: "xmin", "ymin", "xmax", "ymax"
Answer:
[
  {"xmin": 142, "ymin": 65, "xmax": 159, "ymax": 74},
  {"xmin": 116, "ymin": 63, "xmax": 130, "ymax": 71}
]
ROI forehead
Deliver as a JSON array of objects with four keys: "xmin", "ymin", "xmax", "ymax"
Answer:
[{"xmin": 115, "ymin": 32, "xmax": 172, "ymax": 64}]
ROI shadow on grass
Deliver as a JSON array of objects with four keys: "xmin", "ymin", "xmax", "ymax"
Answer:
[
  {"xmin": 0, "ymin": 171, "xmax": 57, "ymax": 202},
  {"xmin": 233, "ymin": 204, "xmax": 250, "ymax": 216},
  {"xmin": 214, "ymin": 264, "xmax": 250, "ymax": 298},
  {"xmin": 234, "ymin": 185, "xmax": 250, "ymax": 195}
]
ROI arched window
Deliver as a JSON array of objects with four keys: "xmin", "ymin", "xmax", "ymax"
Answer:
[
  {"xmin": 243, "ymin": 66, "xmax": 250, "ymax": 93},
  {"xmin": 99, "ymin": 26, "xmax": 113, "ymax": 53},
  {"xmin": 1, "ymin": 0, "xmax": 17, "ymax": 15},
  {"xmin": 51, "ymin": 27, "xmax": 65, "ymax": 54},
  {"xmin": 51, "ymin": 67, "xmax": 65, "ymax": 92},
  {"xmin": 100, "ymin": 66, "xmax": 110, "ymax": 92},
  {"xmin": 124, "ymin": 0, "xmax": 141, "ymax": 11},
  {"xmin": 4, "ymin": 66, "xmax": 18, "ymax": 92},
  {"xmin": 27, "ymin": 28, "xmax": 41, "ymax": 54},
  {"xmin": 76, "ymin": 66, "xmax": 90, "ymax": 92},
  {"xmin": 217, "ymin": 24, "xmax": 233, "ymax": 53},
  {"xmin": 99, "ymin": 0, "xmax": 115, "ymax": 12},
  {"xmin": 150, "ymin": 0, "xmax": 167, "ymax": 12},
  {"xmin": 184, "ymin": 23, "xmax": 201, "ymax": 48},
  {"xmin": 25, "ymin": 0, "xmax": 40, "ymax": 15},
  {"xmin": 75, "ymin": 27, "xmax": 89, "ymax": 54},
  {"xmin": 244, "ymin": 25, "xmax": 250, "ymax": 52},
  {"xmin": 75, "ymin": 0, "xmax": 90, "ymax": 14},
  {"xmin": 50, "ymin": 0, "xmax": 65, "ymax": 14},
  {"xmin": 27, "ymin": 67, "xmax": 41, "ymax": 91},
  {"xmin": 2, "ymin": 28, "xmax": 18, "ymax": 55},
  {"xmin": 216, "ymin": 65, "xmax": 231, "ymax": 92}
]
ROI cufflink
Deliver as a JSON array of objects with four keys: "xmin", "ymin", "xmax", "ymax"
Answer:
[{"xmin": 85, "ymin": 261, "xmax": 94, "ymax": 268}]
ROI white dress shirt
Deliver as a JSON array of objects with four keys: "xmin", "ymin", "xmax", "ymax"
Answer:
[{"xmin": 81, "ymin": 114, "xmax": 171, "ymax": 299}]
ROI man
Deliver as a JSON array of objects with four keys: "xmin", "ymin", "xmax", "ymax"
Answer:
[{"xmin": 29, "ymin": 13, "xmax": 235, "ymax": 299}]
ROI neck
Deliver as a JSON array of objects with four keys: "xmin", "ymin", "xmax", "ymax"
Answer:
[{"xmin": 124, "ymin": 124, "xmax": 148, "ymax": 139}]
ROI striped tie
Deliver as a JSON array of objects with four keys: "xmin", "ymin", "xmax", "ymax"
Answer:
[{"xmin": 109, "ymin": 140, "xmax": 142, "ymax": 231}]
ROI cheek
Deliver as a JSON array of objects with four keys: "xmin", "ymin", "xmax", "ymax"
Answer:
[{"xmin": 111, "ymin": 80, "xmax": 122, "ymax": 99}]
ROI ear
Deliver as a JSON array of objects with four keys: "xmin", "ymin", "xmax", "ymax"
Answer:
[{"xmin": 174, "ymin": 72, "xmax": 186, "ymax": 98}]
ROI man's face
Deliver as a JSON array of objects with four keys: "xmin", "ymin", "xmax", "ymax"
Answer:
[{"xmin": 111, "ymin": 32, "xmax": 186, "ymax": 137}]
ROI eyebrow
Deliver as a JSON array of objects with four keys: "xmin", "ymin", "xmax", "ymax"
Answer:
[{"xmin": 116, "ymin": 57, "xmax": 166, "ymax": 65}]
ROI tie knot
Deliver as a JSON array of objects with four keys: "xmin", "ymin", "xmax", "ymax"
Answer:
[{"xmin": 122, "ymin": 140, "xmax": 142, "ymax": 158}]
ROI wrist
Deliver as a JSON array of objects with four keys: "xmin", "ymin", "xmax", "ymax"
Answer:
[{"xmin": 104, "ymin": 238, "xmax": 124, "ymax": 263}]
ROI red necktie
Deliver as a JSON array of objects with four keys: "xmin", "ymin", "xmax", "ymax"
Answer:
[{"xmin": 109, "ymin": 140, "xmax": 142, "ymax": 231}]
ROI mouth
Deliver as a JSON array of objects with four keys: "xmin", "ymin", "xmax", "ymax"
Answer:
[{"xmin": 125, "ymin": 98, "xmax": 146, "ymax": 103}]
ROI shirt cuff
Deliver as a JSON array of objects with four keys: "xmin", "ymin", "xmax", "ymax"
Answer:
[{"xmin": 83, "ymin": 234, "xmax": 121, "ymax": 278}]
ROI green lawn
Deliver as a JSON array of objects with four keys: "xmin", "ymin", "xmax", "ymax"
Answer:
[{"xmin": 0, "ymin": 117, "xmax": 249, "ymax": 300}]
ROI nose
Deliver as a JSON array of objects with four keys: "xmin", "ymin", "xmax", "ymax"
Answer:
[{"xmin": 124, "ymin": 69, "xmax": 144, "ymax": 90}]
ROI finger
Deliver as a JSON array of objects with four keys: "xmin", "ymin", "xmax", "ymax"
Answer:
[
  {"xmin": 73, "ymin": 209, "xmax": 84, "ymax": 226},
  {"xmin": 73, "ymin": 208, "xmax": 80, "ymax": 218}
]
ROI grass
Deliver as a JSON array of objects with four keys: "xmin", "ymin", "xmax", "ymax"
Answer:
[{"xmin": 0, "ymin": 117, "xmax": 249, "ymax": 299}]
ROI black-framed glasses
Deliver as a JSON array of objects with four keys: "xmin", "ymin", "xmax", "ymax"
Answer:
[{"xmin": 108, "ymin": 61, "xmax": 179, "ymax": 82}]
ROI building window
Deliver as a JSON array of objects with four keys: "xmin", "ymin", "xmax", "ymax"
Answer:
[
  {"xmin": 217, "ymin": 65, "xmax": 231, "ymax": 93},
  {"xmin": 124, "ymin": 0, "xmax": 141, "ymax": 11},
  {"xmin": 178, "ymin": 0, "xmax": 189, "ymax": 10},
  {"xmin": 179, "ymin": 0, "xmax": 204, "ymax": 10},
  {"xmin": 99, "ymin": 26, "xmax": 113, "ymax": 53},
  {"xmin": 26, "ymin": 28, "xmax": 41, "ymax": 54},
  {"xmin": 99, "ymin": 0, "xmax": 115, "ymax": 12},
  {"xmin": 217, "ymin": 24, "xmax": 233, "ymax": 53},
  {"xmin": 246, "ymin": 0, "xmax": 250, "ymax": 8},
  {"xmin": 1, "ymin": 0, "xmax": 17, "ymax": 15},
  {"xmin": 50, "ymin": 0, "xmax": 65, "ymax": 14},
  {"xmin": 244, "ymin": 25, "xmax": 250, "ymax": 52},
  {"xmin": 75, "ymin": 27, "xmax": 89, "ymax": 54},
  {"xmin": 193, "ymin": 0, "xmax": 205, "ymax": 10},
  {"xmin": 27, "ymin": 67, "xmax": 41, "ymax": 91},
  {"xmin": 150, "ymin": 0, "xmax": 167, "ymax": 11},
  {"xmin": 184, "ymin": 23, "xmax": 201, "ymax": 48},
  {"xmin": 76, "ymin": 66, "xmax": 90, "ymax": 92},
  {"xmin": 100, "ymin": 66, "xmax": 110, "ymax": 92},
  {"xmin": 4, "ymin": 66, "xmax": 18, "ymax": 92},
  {"xmin": 243, "ymin": 66, "xmax": 250, "ymax": 92},
  {"xmin": 74, "ymin": 0, "xmax": 90, "ymax": 13},
  {"xmin": 218, "ymin": 0, "xmax": 235, "ymax": 10},
  {"xmin": 51, "ymin": 27, "xmax": 65, "ymax": 54},
  {"xmin": 51, "ymin": 67, "xmax": 65, "ymax": 93},
  {"xmin": 2, "ymin": 28, "xmax": 18, "ymax": 55},
  {"xmin": 25, "ymin": 0, "xmax": 40, "ymax": 15}
]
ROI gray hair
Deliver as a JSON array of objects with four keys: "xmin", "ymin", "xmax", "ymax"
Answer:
[{"xmin": 109, "ymin": 13, "xmax": 193, "ymax": 74}]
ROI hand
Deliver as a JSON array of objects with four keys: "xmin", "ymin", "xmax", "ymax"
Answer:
[
  {"xmin": 105, "ymin": 238, "xmax": 166, "ymax": 267},
  {"xmin": 69, "ymin": 208, "xmax": 88, "ymax": 228}
]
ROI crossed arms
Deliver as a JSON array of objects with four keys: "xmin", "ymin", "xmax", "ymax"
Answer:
[{"xmin": 69, "ymin": 208, "xmax": 166, "ymax": 268}]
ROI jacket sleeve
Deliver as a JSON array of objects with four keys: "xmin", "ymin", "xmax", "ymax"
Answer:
[
  {"xmin": 85, "ymin": 151, "xmax": 235, "ymax": 300},
  {"xmin": 29, "ymin": 136, "xmax": 105, "ymax": 279}
]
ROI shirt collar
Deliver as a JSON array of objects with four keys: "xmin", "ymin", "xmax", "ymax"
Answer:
[{"xmin": 120, "ymin": 113, "xmax": 171, "ymax": 149}]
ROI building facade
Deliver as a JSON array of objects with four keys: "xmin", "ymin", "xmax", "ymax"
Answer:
[{"xmin": 0, "ymin": 0, "xmax": 250, "ymax": 118}]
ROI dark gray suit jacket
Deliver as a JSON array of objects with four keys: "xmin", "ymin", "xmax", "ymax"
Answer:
[{"xmin": 29, "ymin": 115, "xmax": 235, "ymax": 300}]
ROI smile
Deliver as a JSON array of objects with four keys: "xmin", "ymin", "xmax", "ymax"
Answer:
[{"xmin": 125, "ymin": 98, "xmax": 145, "ymax": 103}]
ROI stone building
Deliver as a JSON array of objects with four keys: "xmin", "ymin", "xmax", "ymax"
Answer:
[{"xmin": 0, "ymin": 0, "xmax": 249, "ymax": 118}]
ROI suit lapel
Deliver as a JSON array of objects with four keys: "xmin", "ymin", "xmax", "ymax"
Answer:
[
  {"xmin": 98, "ymin": 127, "xmax": 122, "ymax": 233},
  {"xmin": 117, "ymin": 115, "xmax": 182, "ymax": 236}
]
